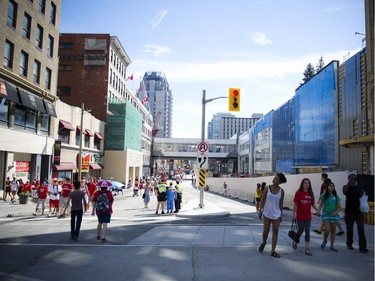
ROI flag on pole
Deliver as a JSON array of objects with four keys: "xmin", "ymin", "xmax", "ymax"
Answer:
[
  {"xmin": 126, "ymin": 74, "xmax": 134, "ymax": 81},
  {"xmin": 141, "ymin": 97, "xmax": 149, "ymax": 104}
]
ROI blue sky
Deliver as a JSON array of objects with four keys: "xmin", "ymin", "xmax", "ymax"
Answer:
[{"xmin": 60, "ymin": 0, "xmax": 365, "ymax": 138}]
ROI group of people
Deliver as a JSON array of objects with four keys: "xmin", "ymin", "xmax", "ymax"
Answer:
[
  {"xmin": 257, "ymin": 172, "xmax": 369, "ymax": 258},
  {"xmin": 153, "ymin": 177, "xmax": 183, "ymax": 215}
]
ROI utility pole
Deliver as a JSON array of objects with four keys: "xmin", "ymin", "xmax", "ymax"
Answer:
[
  {"xmin": 78, "ymin": 102, "xmax": 84, "ymax": 182},
  {"xmin": 199, "ymin": 90, "xmax": 227, "ymax": 208}
]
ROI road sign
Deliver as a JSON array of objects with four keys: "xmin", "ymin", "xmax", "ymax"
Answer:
[
  {"xmin": 199, "ymin": 169, "xmax": 206, "ymax": 188},
  {"xmin": 197, "ymin": 141, "xmax": 209, "ymax": 153},
  {"xmin": 197, "ymin": 155, "xmax": 209, "ymax": 169}
]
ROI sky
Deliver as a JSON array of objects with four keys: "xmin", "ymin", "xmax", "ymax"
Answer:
[{"xmin": 60, "ymin": 0, "xmax": 366, "ymax": 138}]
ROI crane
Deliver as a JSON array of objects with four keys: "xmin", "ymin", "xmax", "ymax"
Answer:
[{"xmin": 152, "ymin": 112, "xmax": 161, "ymax": 137}]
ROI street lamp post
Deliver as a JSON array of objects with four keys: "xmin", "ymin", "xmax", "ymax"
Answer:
[
  {"xmin": 78, "ymin": 102, "xmax": 84, "ymax": 182},
  {"xmin": 199, "ymin": 90, "xmax": 227, "ymax": 208}
]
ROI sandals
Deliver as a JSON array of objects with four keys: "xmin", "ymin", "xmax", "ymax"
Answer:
[
  {"xmin": 329, "ymin": 247, "xmax": 338, "ymax": 252},
  {"xmin": 258, "ymin": 242, "xmax": 266, "ymax": 253},
  {"xmin": 305, "ymin": 249, "xmax": 313, "ymax": 256},
  {"xmin": 292, "ymin": 241, "xmax": 297, "ymax": 250},
  {"xmin": 270, "ymin": 251, "xmax": 281, "ymax": 258},
  {"xmin": 320, "ymin": 242, "xmax": 326, "ymax": 249}
]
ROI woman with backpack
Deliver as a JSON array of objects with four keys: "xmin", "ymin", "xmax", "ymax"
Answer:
[{"xmin": 91, "ymin": 181, "xmax": 114, "ymax": 243}]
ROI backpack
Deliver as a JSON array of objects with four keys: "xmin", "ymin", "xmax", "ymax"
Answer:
[{"xmin": 96, "ymin": 191, "xmax": 110, "ymax": 213}]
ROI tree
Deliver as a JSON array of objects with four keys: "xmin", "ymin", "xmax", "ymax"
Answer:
[
  {"xmin": 316, "ymin": 56, "xmax": 325, "ymax": 72},
  {"xmin": 302, "ymin": 62, "xmax": 316, "ymax": 83}
]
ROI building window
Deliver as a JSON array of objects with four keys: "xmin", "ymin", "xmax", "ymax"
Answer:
[
  {"xmin": 23, "ymin": 13, "xmax": 32, "ymax": 39},
  {"xmin": 58, "ymin": 65, "xmax": 73, "ymax": 71},
  {"xmin": 36, "ymin": 24, "xmax": 43, "ymax": 49},
  {"xmin": 58, "ymin": 129, "xmax": 70, "ymax": 144},
  {"xmin": 7, "ymin": 0, "xmax": 17, "ymax": 28},
  {"xmin": 40, "ymin": 113, "xmax": 49, "ymax": 134},
  {"xmin": 94, "ymin": 138, "xmax": 100, "ymax": 150},
  {"xmin": 33, "ymin": 60, "xmax": 41, "ymax": 84},
  {"xmin": 38, "ymin": 0, "xmax": 46, "ymax": 14},
  {"xmin": 45, "ymin": 67, "xmax": 52, "ymax": 90},
  {"xmin": 59, "ymin": 42, "xmax": 73, "ymax": 49},
  {"xmin": 84, "ymin": 134, "xmax": 89, "ymax": 147},
  {"xmin": 4, "ymin": 40, "xmax": 14, "ymax": 69},
  {"xmin": 57, "ymin": 86, "xmax": 72, "ymax": 96},
  {"xmin": 75, "ymin": 130, "xmax": 81, "ymax": 146},
  {"xmin": 47, "ymin": 35, "xmax": 54, "ymax": 57},
  {"xmin": 50, "ymin": 2, "xmax": 56, "ymax": 24},
  {"xmin": 14, "ymin": 106, "xmax": 36, "ymax": 131},
  {"xmin": 0, "ymin": 100, "xmax": 9, "ymax": 126},
  {"xmin": 20, "ymin": 50, "xmax": 29, "ymax": 77}
]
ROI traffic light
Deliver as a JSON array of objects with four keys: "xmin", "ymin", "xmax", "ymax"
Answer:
[{"xmin": 228, "ymin": 88, "xmax": 240, "ymax": 112}]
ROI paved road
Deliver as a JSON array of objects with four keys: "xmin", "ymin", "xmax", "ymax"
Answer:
[{"xmin": 0, "ymin": 180, "xmax": 373, "ymax": 281}]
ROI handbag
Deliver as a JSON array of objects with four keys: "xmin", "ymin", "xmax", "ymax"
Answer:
[
  {"xmin": 359, "ymin": 192, "xmax": 369, "ymax": 213},
  {"xmin": 142, "ymin": 193, "xmax": 146, "ymax": 199},
  {"xmin": 288, "ymin": 219, "xmax": 299, "ymax": 243}
]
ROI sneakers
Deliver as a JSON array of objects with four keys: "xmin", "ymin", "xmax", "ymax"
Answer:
[
  {"xmin": 359, "ymin": 248, "xmax": 369, "ymax": 253},
  {"xmin": 96, "ymin": 235, "xmax": 100, "ymax": 240},
  {"xmin": 336, "ymin": 231, "xmax": 345, "ymax": 236},
  {"xmin": 347, "ymin": 244, "xmax": 354, "ymax": 250},
  {"xmin": 313, "ymin": 229, "xmax": 322, "ymax": 235},
  {"xmin": 101, "ymin": 238, "xmax": 107, "ymax": 243}
]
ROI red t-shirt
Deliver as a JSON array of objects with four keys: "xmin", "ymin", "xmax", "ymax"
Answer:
[
  {"xmin": 293, "ymin": 190, "xmax": 313, "ymax": 220},
  {"xmin": 61, "ymin": 183, "xmax": 73, "ymax": 197},
  {"xmin": 37, "ymin": 186, "xmax": 48, "ymax": 199},
  {"xmin": 92, "ymin": 190, "xmax": 114, "ymax": 214},
  {"xmin": 22, "ymin": 183, "xmax": 32, "ymax": 193},
  {"xmin": 87, "ymin": 183, "xmax": 97, "ymax": 196}
]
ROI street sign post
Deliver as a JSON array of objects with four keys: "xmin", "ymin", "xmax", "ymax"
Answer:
[
  {"xmin": 197, "ymin": 141, "xmax": 209, "ymax": 153},
  {"xmin": 199, "ymin": 169, "xmax": 206, "ymax": 188},
  {"xmin": 197, "ymin": 155, "xmax": 209, "ymax": 169}
]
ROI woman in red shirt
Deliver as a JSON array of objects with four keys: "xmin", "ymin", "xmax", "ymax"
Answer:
[{"xmin": 293, "ymin": 178, "xmax": 318, "ymax": 256}]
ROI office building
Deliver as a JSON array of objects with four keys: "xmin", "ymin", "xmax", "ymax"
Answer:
[{"xmin": 0, "ymin": 0, "xmax": 61, "ymax": 184}]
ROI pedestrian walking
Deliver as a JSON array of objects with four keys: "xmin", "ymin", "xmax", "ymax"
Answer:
[
  {"xmin": 10, "ymin": 177, "xmax": 18, "ymax": 203},
  {"xmin": 223, "ymin": 181, "xmax": 228, "ymax": 197},
  {"xmin": 142, "ymin": 181, "xmax": 152, "ymax": 208},
  {"xmin": 255, "ymin": 183, "xmax": 262, "ymax": 212},
  {"xmin": 292, "ymin": 178, "xmax": 318, "ymax": 256},
  {"xmin": 33, "ymin": 181, "xmax": 48, "ymax": 215},
  {"xmin": 59, "ymin": 177, "xmax": 73, "ymax": 218},
  {"xmin": 62, "ymin": 181, "xmax": 86, "ymax": 241},
  {"xmin": 258, "ymin": 173, "xmax": 287, "ymax": 258},
  {"xmin": 342, "ymin": 174, "xmax": 369, "ymax": 253},
  {"xmin": 91, "ymin": 181, "xmax": 114, "ymax": 243},
  {"xmin": 3, "ymin": 177, "xmax": 11, "ymax": 202},
  {"xmin": 316, "ymin": 180, "xmax": 341, "ymax": 252}
]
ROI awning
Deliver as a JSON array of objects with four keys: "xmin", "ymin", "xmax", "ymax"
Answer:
[
  {"xmin": 94, "ymin": 133, "xmax": 104, "ymax": 139},
  {"xmin": 18, "ymin": 89, "xmax": 46, "ymax": 113},
  {"xmin": 85, "ymin": 129, "xmax": 94, "ymax": 136},
  {"xmin": 76, "ymin": 126, "xmax": 88, "ymax": 135},
  {"xmin": 0, "ymin": 81, "xmax": 20, "ymax": 103},
  {"xmin": 53, "ymin": 162, "xmax": 77, "ymax": 171},
  {"xmin": 43, "ymin": 99, "xmax": 57, "ymax": 117},
  {"xmin": 90, "ymin": 163, "xmax": 102, "ymax": 170},
  {"xmin": 59, "ymin": 120, "xmax": 75, "ymax": 131}
]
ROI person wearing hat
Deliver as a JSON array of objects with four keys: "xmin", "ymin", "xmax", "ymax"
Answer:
[
  {"xmin": 174, "ymin": 180, "xmax": 183, "ymax": 213},
  {"xmin": 91, "ymin": 181, "xmax": 114, "ymax": 243},
  {"xmin": 166, "ymin": 181, "xmax": 176, "ymax": 214},
  {"xmin": 48, "ymin": 178, "xmax": 60, "ymax": 217},
  {"xmin": 155, "ymin": 178, "xmax": 167, "ymax": 215}
]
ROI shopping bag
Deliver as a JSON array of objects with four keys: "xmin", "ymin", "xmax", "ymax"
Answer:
[
  {"xmin": 288, "ymin": 219, "xmax": 299, "ymax": 243},
  {"xmin": 359, "ymin": 192, "xmax": 369, "ymax": 213}
]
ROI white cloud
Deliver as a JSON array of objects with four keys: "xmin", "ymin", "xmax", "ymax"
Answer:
[
  {"xmin": 324, "ymin": 6, "xmax": 342, "ymax": 12},
  {"xmin": 151, "ymin": 9, "xmax": 170, "ymax": 30},
  {"xmin": 141, "ymin": 44, "xmax": 172, "ymax": 57},
  {"xmin": 248, "ymin": 31, "xmax": 272, "ymax": 45}
]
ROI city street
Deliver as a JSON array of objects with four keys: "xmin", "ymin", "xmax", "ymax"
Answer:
[{"xmin": 0, "ymin": 180, "xmax": 373, "ymax": 281}]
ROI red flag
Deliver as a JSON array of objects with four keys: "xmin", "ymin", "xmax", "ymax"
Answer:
[
  {"xmin": 136, "ymin": 87, "xmax": 142, "ymax": 93},
  {"xmin": 126, "ymin": 74, "xmax": 133, "ymax": 81},
  {"xmin": 141, "ymin": 97, "xmax": 149, "ymax": 104}
]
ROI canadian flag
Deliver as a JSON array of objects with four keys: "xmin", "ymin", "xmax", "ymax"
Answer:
[
  {"xmin": 126, "ymin": 74, "xmax": 133, "ymax": 81},
  {"xmin": 141, "ymin": 97, "xmax": 149, "ymax": 104}
]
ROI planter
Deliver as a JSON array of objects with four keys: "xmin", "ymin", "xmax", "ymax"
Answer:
[{"xmin": 19, "ymin": 195, "xmax": 29, "ymax": 204}]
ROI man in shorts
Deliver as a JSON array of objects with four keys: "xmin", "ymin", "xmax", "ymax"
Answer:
[
  {"xmin": 91, "ymin": 181, "xmax": 114, "ymax": 243},
  {"xmin": 59, "ymin": 177, "xmax": 73, "ymax": 218},
  {"xmin": 10, "ymin": 177, "xmax": 19, "ymax": 203},
  {"xmin": 48, "ymin": 178, "xmax": 60, "ymax": 217}
]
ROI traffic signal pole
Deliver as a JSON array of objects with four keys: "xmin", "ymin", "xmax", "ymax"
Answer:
[{"xmin": 199, "ymin": 90, "xmax": 228, "ymax": 208}]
